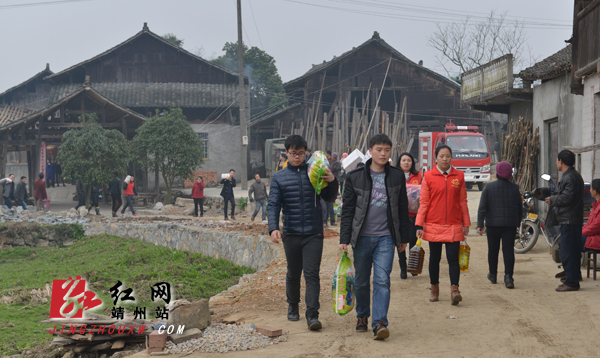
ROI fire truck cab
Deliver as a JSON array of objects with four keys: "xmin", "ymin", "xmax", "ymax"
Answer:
[{"xmin": 418, "ymin": 122, "xmax": 491, "ymax": 191}]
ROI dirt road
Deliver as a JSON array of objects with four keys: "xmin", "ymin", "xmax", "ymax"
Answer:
[{"xmin": 133, "ymin": 190, "xmax": 600, "ymax": 358}]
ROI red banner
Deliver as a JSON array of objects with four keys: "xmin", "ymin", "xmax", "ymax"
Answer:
[{"xmin": 40, "ymin": 141, "xmax": 46, "ymax": 177}]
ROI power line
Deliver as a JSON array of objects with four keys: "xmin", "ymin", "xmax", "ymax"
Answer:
[
  {"xmin": 248, "ymin": 0, "xmax": 265, "ymax": 50},
  {"xmin": 0, "ymin": 0, "xmax": 91, "ymax": 9}
]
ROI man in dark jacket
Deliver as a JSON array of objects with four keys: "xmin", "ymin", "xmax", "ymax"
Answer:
[
  {"xmin": 220, "ymin": 169, "xmax": 236, "ymax": 220},
  {"xmin": 55, "ymin": 163, "xmax": 65, "ymax": 187},
  {"xmin": 15, "ymin": 176, "xmax": 29, "ymax": 210},
  {"xmin": 108, "ymin": 173, "xmax": 122, "ymax": 217},
  {"xmin": 75, "ymin": 179, "xmax": 86, "ymax": 210},
  {"xmin": 339, "ymin": 134, "xmax": 410, "ymax": 340},
  {"xmin": 546, "ymin": 150, "xmax": 584, "ymax": 292},
  {"xmin": 477, "ymin": 161, "xmax": 522, "ymax": 288},
  {"xmin": 268, "ymin": 135, "xmax": 338, "ymax": 331},
  {"xmin": 248, "ymin": 173, "xmax": 268, "ymax": 222},
  {"xmin": 1, "ymin": 174, "xmax": 15, "ymax": 208}
]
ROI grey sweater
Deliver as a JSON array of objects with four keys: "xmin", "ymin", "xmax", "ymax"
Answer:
[{"xmin": 248, "ymin": 181, "xmax": 268, "ymax": 201}]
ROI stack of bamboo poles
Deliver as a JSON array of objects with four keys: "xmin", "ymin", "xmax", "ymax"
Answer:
[{"xmin": 502, "ymin": 116, "xmax": 540, "ymax": 192}]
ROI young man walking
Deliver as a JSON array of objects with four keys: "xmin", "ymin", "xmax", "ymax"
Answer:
[
  {"xmin": 545, "ymin": 150, "xmax": 584, "ymax": 292},
  {"xmin": 15, "ymin": 176, "xmax": 30, "ymax": 210},
  {"xmin": 1, "ymin": 174, "xmax": 15, "ymax": 209},
  {"xmin": 220, "ymin": 169, "xmax": 236, "ymax": 220},
  {"xmin": 249, "ymin": 173, "xmax": 268, "ymax": 223},
  {"xmin": 340, "ymin": 134, "xmax": 410, "ymax": 340},
  {"xmin": 34, "ymin": 173, "xmax": 48, "ymax": 211},
  {"xmin": 268, "ymin": 135, "xmax": 338, "ymax": 331},
  {"xmin": 108, "ymin": 173, "xmax": 122, "ymax": 217}
]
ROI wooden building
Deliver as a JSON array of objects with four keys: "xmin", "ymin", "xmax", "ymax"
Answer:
[
  {"xmin": 0, "ymin": 23, "xmax": 249, "ymax": 194},
  {"xmin": 251, "ymin": 31, "xmax": 492, "ymax": 161}
]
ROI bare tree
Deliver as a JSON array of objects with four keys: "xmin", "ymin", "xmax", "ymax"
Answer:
[{"xmin": 428, "ymin": 10, "xmax": 532, "ymax": 75}]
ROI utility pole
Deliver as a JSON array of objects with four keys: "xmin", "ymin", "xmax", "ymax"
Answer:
[{"xmin": 237, "ymin": 0, "xmax": 248, "ymax": 190}]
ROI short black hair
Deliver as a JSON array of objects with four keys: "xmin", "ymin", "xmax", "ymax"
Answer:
[
  {"xmin": 21, "ymin": 176, "xmax": 26, "ymax": 180},
  {"xmin": 284, "ymin": 135, "xmax": 307, "ymax": 151},
  {"xmin": 368, "ymin": 134, "xmax": 392, "ymax": 149},
  {"xmin": 397, "ymin": 152, "xmax": 418, "ymax": 175},
  {"xmin": 9, "ymin": 173, "xmax": 14, "ymax": 177},
  {"xmin": 39, "ymin": 173, "xmax": 44, "ymax": 179},
  {"xmin": 592, "ymin": 179, "xmax": 600, "ymax": 193},
  {"xmin": 306, "ymin": 148, "xmax": 312, "ymax": 153},
  {"xmin": 281, "ymin": 153, "xmax": 288, "ymax": 160},
  {"xmin": 326, "ymin": 150, "xmax": 332, "ymax": 155},
  {"xmin": 558, "ymin": 149, "xmax": 575, "ymax": 167},
  {"xmin": 357, "ymin": 162, "xmax": 365, "ymax": 168},
  {"xmin": 229, "ymin": 169, "xmax": 235, "ymax": 173},
  {"xmin": 198, "ymin": 175, "xmax": 203, "ymax": 180},
  {"xmin": 435, "ymin": 144, "xmax": 453, "ymax": 158}
]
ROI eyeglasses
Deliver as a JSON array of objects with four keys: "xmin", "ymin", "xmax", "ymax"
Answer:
[{"xmin": 288, "ymin": 152, "xmax": 305, "ymax": 158}]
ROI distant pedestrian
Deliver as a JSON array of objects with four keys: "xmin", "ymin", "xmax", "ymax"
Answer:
[
  {"xmin": 15, "ymin": 176, "xmax": 29, "ymax": 210},
  {"xmin": 34, "ymin": 173, "xmax": 48, "ymax": 211},
  {"xmin": 0, "ymin": 174, "xmax": 15, "ymax": 209},
  {"xmin": 108, "ymin": 172, "xmax": 122, "ymax": 217},
  {"xmin": 477, "ymin": 161, "xmax": 522, "ymax": 289},
  {"xmin": 249, "ymin": 173, "xmax": 268, "ymax": 223},
  {"xmin": 278, "ymin": 153, "xmax": 288, "ymax": 171},
  {"xmin": 192, "ymin": 176, "xmax": 205, "ymax": 217},
  {"xmin": 75, "ymin": 179, "xmax": 86, "ymax": 210},
  {"xmin": 90, "ymin": 185, "xmax": 101, "ymax": 215},
  {"xmin": 396, "ymin": 152, "xmax": 422, "ymax": 279},
  {"xmin": 324, "ymin": 151, "xmax": 338, "ymax": 226},
  {"xmin": 220, "ymin": 169, "xmax": 236, "ymax": 220},
  {"xmin": 121, "ymin": 175, "xmax": 139, "ymax": 215},
  {"xmin": 46, "ymin": 159, "xmax": 55, "ymax": 188},
  {"xmin": 305, "ymin": 148, "xmax": 312, "ymax": 163},
  {"xmin": 55, "ymin": 163, "xmax": 65, "ymax": 187}
]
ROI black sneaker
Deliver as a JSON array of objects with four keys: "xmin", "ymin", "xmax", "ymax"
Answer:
[
  {"xmin": 504, "ymin": 274, "xmax": 514, "ymax": 289},
  {"xmin": 400, "ymin": 269, "xmax": 408, "ymax": 280},
  {"xmin": 307, "ymin": 317, "xmax": 322, "ymax": 331},
  {"xmin": 287, "ymin": 304, "xmax": 299, "ymax": 321},
  {"xmin": 487, "ymin": 272, "xmax": 497, "ymax": 284},
  {"xmin": 356, "ymin": 317, "xmax": 368, "ymax": 332},
  {"xmin": 373, "ymin": 323, "xmax": 389, "ymax": 340}
]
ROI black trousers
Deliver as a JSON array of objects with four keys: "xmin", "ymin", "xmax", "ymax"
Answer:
[
  {"xmin": 398, "ymin": 217, "xmax": 418, "ymax": 270},
  {"xmin": 75, "ymin": 193, "xmax": 85, "ymax": 210},
  {"xmin": 282, "ymin": 233, "xmax": 324, "ymax": 319},
  {"xmin": 111, "ymin": 194, "xmax": 122, "ymax": 213},
  {"xmin": 223, "ymin": 196, "xmax": 235, "ymax": 217},
  {"xmin": 486, "ymin": 226, "xmax": 516, "ymax": 276},
  {"xmin": 429, "ymin": 241, "xmax": 460, "ymax": 286},
  {"xmin": 194, "ymin": 198, "xmax": 204, "ymax": 216},
  {"xmin": 560, "ymin": 225, "xmax": 583, "ymax": 288},
  {"xmin": 55, "ymin": 173, "xmax": 65, "ymax": 186}
]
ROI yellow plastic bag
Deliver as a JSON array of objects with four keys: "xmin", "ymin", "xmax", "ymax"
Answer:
[
  {"xmin": 307, "ymin": 151, "xmax": 330, "ymax": 194},
  {"xmin": 332, "ymin": 251, "xmax": 355, "ymax": 316}
]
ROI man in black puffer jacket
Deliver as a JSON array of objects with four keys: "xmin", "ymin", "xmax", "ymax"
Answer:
[
  {"xmin": 546, "ymin": 150, "xmax": 584, "ymax": 292},
  {"xmin": 477, "ymin": 161, "xmax": 522, "ymax": 288},
  {"xmin": 268, "ymin": 135, "xmax": 338, "ymax": 331}
]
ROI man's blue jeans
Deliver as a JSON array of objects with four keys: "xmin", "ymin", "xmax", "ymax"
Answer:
[
  {"xmin": 3, "ymin": 197, "xmax": 13, "ymax": 209},
  {"xmin": 560, "ymin": 225, "xmax": 582, "ymax": 288},
  {"xmin": 18, "ymin": 200, "xmax": 28, "ymax": 210},
  {"xmin": 252, "ymin": 200, "xmax": 267, "ymax": 220},
  {"xmin": 353, "ymin": 235, "xmax": 395, "ymax": 329}
]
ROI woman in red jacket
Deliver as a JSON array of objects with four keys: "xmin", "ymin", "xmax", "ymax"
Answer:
[
  {"xmin": 192, "ymin": 176, "xmax": 205, "ymax": 217},
  {"xmin": 416, "ymin": 145, "xmax": 471, "ymax": 305},
  {"xmin": 583, "ymin": 179, "xmax": 600, "ymax": 251},
  {"xmin": 397, "ymin": 152, "xmax": 422, "ymax": 279}
]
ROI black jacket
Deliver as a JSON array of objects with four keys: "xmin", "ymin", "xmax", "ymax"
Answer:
[
  {"xmin": 108, "ymin": 178, "xmax": 121, "ymax": 195},
  {"xmin": 268, "ymin": 162, "xmax": 339, "ymax": 236},
  {"xmin": 477, "ymin": 177, "xmax": 522, "ymax": 228},
  {"xmin": 340, "ymin": 159, "xmax": 410, "ymax": 248},
  {"xmin": 220, "ymin": 178, "xmax": 236, "ymax": 198},
  {"xmin": 550, "ymin": 167, "xmax": 584, "ymax": 225},
  {"xmin": 15, "ymin": 182, "xmax": 29, "ymax": 201}
]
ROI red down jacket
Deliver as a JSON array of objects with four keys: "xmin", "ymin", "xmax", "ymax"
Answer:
[{"xmin": 583, "ymin": 200, "xmax": 600, "ymax": 251}]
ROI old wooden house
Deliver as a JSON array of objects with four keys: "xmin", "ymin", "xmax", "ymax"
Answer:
[
  {"xmin": 0, "ymin": 23, "xmax": 249, "ymax": 195},
  {"xmin": 251, "ymin": 31, "xmax": 494, "ymax": 166}
]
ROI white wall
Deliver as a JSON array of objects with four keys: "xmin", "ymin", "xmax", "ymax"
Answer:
[{"xmin": 581, "ymin": 72, "xmax": 600, "ymax": 181}]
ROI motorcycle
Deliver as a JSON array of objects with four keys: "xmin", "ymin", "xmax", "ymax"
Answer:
[{"xmin": 513, "ymin": 189, "xmax": 542, "ymax": 254}]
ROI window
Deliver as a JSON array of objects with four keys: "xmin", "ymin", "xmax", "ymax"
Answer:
[{"xmin": 198, "ymin": 133, "xmax": 209, "ymax": 160}]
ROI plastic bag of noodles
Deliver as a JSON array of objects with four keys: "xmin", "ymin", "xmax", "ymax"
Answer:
[
  {"xmin": 406, "ymin": 184, "xmax": 421, "ymax": 214},
  {"xmin": 332, "ymin": 251, "xmax": 355, "ymax": 316},
  {"xmin": 307, "ymin": 150, "xmax": 330, "ymax": 194}
]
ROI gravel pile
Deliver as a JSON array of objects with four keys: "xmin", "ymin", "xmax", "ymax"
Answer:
[
  {"xmin": 0, "ymin": 206, "xmax": 88, "ymax": 225},
  {"xmin": 164, "ymin": 323, "xmax": 287, "ymax": 354}
]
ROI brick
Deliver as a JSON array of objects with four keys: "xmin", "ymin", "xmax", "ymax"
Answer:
[
  {"xmin": 149, "ymin": 331, "xmax": 167, "ymax": 348},
  {"xmin": 185, "ymin": 171, "xmax": 217, "ymax": 188},
  {"xmin": 253, "ymin": 325, "xmax": 282, "ymax": 337},
  {"xmin": 147, "ymin": 347, "xmax": 164, "ymax": 354},
  {"xmin": 170, "ymin": 328, "xmax": 202, "ymax": 344}
]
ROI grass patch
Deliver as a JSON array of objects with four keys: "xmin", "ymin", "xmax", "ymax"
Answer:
[{"xmin": 0, "ymin": 233, "xmax": 254, "ymax": 355}]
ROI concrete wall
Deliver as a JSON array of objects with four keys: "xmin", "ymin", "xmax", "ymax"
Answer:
[
  {"xmin": 83, "ymin": 222, "xmax": 279, "ymax": 271},
  {"xmin": 580, "ymin": 72, "xmax": 600, "ymax": 181},
  {"xmin": 533, "ymin": 73, "xmax": 583, "ymax": 185}
]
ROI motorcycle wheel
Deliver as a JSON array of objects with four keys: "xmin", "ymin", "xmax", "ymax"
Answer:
[{"xmin": 514, "ymin": 221, "xmax": 540, "ymax": 254}]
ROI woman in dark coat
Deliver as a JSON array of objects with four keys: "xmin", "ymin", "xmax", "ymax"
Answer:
[{"xmin": 476, "ymin": 161, "xmax": 523, "ymax": 289}]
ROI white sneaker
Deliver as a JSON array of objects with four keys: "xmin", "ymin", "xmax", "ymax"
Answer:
[{"xmin": 262, "ymin": 220, "xmax": 267, "ymax": 224}]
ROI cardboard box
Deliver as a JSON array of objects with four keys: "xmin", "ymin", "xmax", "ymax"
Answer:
[{"xmin": 342, "ymin": 149, "xmax": 365, "ymax": 171}]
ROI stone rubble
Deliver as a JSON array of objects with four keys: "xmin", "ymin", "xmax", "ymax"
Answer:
[
  {"xmin": 0, "ymin": 205, "xmax": 88, "ymax": 225},
  {"xmin": 164, "ymin": 323, "xmax": 287, "ymax": 354}
]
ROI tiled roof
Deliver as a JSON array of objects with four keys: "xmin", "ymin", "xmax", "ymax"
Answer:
[
  {"xmin": 284, "ymin": 32, "xmax": 459, "ymax": 89},
  {"xmin": 48, "ymin": 83, "xmax": 241, "ymax": 108},
  {"xmin": 0, "ymin": 65, "xmax": 52, "ymax": 100},
  {"xmin": 519, "ymin": 45, "xmax": 572, "ymax": 81},
  {"xmin": 0, "ymin": 105, "xmax": 34, "ymax": 127}
]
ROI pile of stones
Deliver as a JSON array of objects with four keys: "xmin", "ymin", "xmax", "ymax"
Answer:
[{"xmin": 0, "ymin": 206, "xmax": 88, "ymax": 225}]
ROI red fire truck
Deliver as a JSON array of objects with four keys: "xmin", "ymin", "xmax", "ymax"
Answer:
[{"xmin": 418, "ymin": 122, "xmax": 492, "ymax": 191}]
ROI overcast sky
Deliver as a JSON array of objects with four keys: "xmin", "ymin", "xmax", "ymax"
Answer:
[{"xmin": 0, "ymin": 0, "xmax": 574, "ymax": 91}]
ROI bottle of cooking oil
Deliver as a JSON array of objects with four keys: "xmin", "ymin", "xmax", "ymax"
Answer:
[
  {"xmin": 407, "ymin": 238, "xmax": 425, "ymax": 275},
  {"xmin": 459, "ymin": 239, "xmax": 470, "ymax": 272}
]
